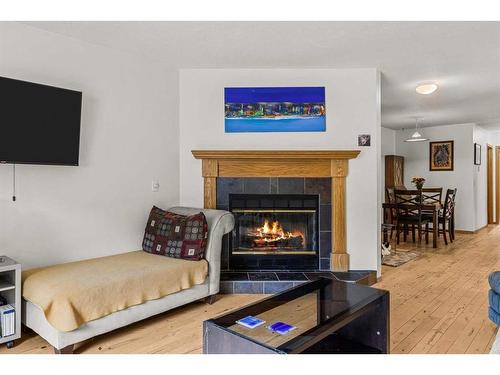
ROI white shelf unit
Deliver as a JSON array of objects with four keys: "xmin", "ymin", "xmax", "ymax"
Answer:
[{"xmin": 0, "ymin": 256, "xmax": 21, "ymax": 348}]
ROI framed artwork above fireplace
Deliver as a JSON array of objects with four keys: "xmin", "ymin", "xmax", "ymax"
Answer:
[{"xmin": 224, "ymin": 87, "xmax": 326, "ymax": 133}]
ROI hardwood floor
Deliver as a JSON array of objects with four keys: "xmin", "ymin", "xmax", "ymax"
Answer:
[
  {"xmin": 378, "ymin": 225, "xmax": 499, "ymax": 354},
  {"xmin": 1, "ymin": 225, "xmax": 498, "ymax": 354}
]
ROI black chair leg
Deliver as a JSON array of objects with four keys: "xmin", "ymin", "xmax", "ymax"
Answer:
[
  {"xmin": 425, "ymin": 223, "xmax": 429, "ymax": 244},
  {"xmin": 448, "ymin": 219, "xmax": 453, "ymax": 243},
  {"xmin": 451, "ymin": 214, "xmax": 455, "ymax": 240},
  {"xmin": 450, "ymin": 217, "xmax": 455, "ymax": 240},
  {"xmin": 442, "ymin": 221, "xmax": 448, "ymax": 245},
  {"xmin": 412, "ymin": 224, "xmax": 416, "ymax": 243}
]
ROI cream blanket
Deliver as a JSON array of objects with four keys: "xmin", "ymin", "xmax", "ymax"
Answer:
[{"xmin": 22, "ymin": 251, "xmax": 208, "ymax": 332}]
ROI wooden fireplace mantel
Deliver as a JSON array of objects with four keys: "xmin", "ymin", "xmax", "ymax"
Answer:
[{"xmin": 191, "ymin": 149, "xmax": 361, "ymax": 272}]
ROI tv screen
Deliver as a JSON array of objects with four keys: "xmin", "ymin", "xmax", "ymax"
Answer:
[{"xmin": 0, "ymin": 76, "xmax": 82, "ymax": 166}]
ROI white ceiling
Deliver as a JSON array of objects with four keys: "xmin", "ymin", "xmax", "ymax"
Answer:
[{"xmin": 22, "ymin": 21, "xmax": 500, "ymax": 129}]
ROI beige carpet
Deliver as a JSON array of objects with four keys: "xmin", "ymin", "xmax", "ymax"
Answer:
[{"xmin": 382, "ymin": 251, "xmax": 420, "ymax": 267}]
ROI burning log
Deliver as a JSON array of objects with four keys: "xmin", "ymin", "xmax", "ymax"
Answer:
[
  {"xmin": 251, "ymin": 235, "xmax": 304, "ymax": 248},
  {"xmin": 242, "ymin": 219, "xmax": 304, "ymax": 250}
]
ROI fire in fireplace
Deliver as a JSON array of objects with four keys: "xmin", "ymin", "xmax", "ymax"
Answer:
[
  {"xmin": 229, "ymin": 194, "xmax": 319, "ymax": 270},
  {"xmin": 251, "ymin": 219, "xmax": 304, "ymax": 250},
  {"xmin": 235, "ymin": 212, "xmax": 313, "ymax": 254}
]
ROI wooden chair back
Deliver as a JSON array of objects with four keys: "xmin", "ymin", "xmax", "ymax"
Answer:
[
  {"xmin": 394, "ymin": 189, "xmax": 424, "ymax": 221},
  {"xmin": 422, "ymin": 187, "xmax": 443, "ymax": 206},
  {"xmin": 386, "ymin": 187, "xmax": 396, "ymax": 203},
  {"xmin": 443, "ymin": 188, "xmax": 457, "ymax": 219},
  {"xmin": 385, "ymin": 188, "xmax": 396, "ymax": 223}
]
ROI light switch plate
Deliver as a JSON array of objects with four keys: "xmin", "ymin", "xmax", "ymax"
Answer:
[{"xmin": 152, "ymin": 180, "xmax": 160, "ymax": 192}]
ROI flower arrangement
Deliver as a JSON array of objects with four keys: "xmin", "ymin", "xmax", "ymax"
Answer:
[{"xmin": 411, "ymin": 177, "xmax": 426, "ymax": 190}]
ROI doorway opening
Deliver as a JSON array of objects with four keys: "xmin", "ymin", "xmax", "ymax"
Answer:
[
  {"xmin": 487, "ymin": 144, "xmax": 494, "ymax": 224},
  {"xmin": 496, "ymin": 146, "xmax": 500, "ymax": 225}
]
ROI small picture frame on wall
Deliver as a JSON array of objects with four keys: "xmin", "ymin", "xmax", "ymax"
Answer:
[
  {"xmin": 474, "ymin": 143, "xmax": 481, "ymax": 165},
  {"xmin": 429, "ymin": 140, "xmax": 454, "ymax": 171},
  {"xmin": 358, "ymin": 134, "xmax": 371, "ymax": 146}
]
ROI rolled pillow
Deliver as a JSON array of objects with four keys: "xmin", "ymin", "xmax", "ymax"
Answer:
[
  {"xmin": 489, "ymin": 289, "xmax": 500, "ymax": 315},
  {"xmin": 489, "ymin": 271, "xmax": 500, "ymax": 295},
  {"xmin": 489, "ymin": 307, "xmax": 500, "ymax": 327}
]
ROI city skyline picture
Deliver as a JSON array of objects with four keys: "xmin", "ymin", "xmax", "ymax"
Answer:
[{"xmin": 224, "ymin": 86, "xmax": 326, "ymax": 133}]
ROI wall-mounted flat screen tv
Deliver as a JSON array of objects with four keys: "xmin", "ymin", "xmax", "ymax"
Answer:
[{"xmin": 0, "ymin": 76, "xmax": 82, "ymax": 166}]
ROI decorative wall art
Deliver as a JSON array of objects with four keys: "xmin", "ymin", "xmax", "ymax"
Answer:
[
  {"xmin": 224, "ymin": 87, "xmax": 326, "ymax": 133},
  {"xmin": 429, "ymin": 140, "xmax": 454, "ymax": 171},
  {"xmin": 474, "ymin": 143, "xmax": 481, "ymax": 165},
  {"xmin": 358, "ymin": 134, "xmax": 371, "ymax": 146}
]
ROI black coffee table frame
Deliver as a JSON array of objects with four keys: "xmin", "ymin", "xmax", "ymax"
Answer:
[{"xmin": 203, "ymin": 277, "xmax": 389, "ymax": 354}]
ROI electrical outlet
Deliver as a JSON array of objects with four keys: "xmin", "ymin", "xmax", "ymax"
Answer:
[{"xmin": 152, "ymin": 180, "xmax": 160, "ymax": 192}]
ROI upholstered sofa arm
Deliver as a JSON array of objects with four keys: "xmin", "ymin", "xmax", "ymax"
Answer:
[{"xmin": 168, "ymin": 207, "xmax": 234, "ymax": 295}]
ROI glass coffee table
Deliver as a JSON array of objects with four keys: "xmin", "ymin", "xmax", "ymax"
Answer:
[{"xmin": 203, "ymin": 277, "xmax": 389, "ymax": 354}]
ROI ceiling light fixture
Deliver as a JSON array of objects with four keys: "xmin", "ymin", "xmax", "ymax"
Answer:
[
  {"xmin": 416, "ymin": 83, "xmax": 438, "ymax": 95},
  {"xmin": 405, "ymin": 117, "xmax": 428, "ymax": 142}
]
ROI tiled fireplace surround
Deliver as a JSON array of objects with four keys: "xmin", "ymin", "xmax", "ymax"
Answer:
[
  {"xmin": 192, "ymin": 150, "xmax": 373, "ymax": 294},
  {"xmin": 216, "ymin": 177, "xmax": 372, "ymax": 293},
  {"xmin": 216, "ymin": 177, "xmax": 332, "ymax": 270}
]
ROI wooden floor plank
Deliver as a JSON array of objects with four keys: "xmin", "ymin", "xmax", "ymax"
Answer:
[
  {"xmin": 393, "ymin": 269, "xmax": 484, "ymax": 353},
  {"xmin": 389, "ymin": 226, "xmax": 499, "ymax": 354},
  {"xmin": 391, "ymin": 266, "xmax": 481, "ymax": 349},
  {"xmin": 446, "ymin": 300, "xmax": 491, "ymax": 353}
]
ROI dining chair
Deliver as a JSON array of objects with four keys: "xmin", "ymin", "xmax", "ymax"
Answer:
[
  {"xmin": 421, "ymin": 187, "xmax": 443, "ymax": 223},
  {"xmin": 450, "ymin": 189, "xmax": 457, "ymax": 240},
  {"xmin": 386, "ymin": 187, "xmax": 395, "ymax": 204},
  {"xmin": 422, "ymin": 187, "xmax": 443, "ymax": 205},
  {"xmin": 439, "ymin": 188, "xmax": 457, "ymax": 245},
  {"xmin": 385, "ymin": 188, "xmax": 397, "ymax": 238},
  {"xmin": 394, "ymin": 189, "xmax": 430, "ymax": 245}
]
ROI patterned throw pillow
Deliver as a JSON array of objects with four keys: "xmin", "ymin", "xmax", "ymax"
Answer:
[{"xmin": 142, "ymin": 206, "xmax": 208, "ymax": 261}]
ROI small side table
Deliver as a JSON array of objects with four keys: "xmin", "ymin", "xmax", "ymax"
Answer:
[{"xmin": 0, "ymin": 256, "xmax": 21, "ymax": 349}]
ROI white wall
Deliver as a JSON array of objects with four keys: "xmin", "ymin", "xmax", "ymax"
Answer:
[
  {"xmin": 381, "ymin": 127, "xmax": 396, "ymax": 202},
  {"xmin": 487, "ymin": 131, "xmax": 500, "ymax": 145},
  {"xmin": 395, "ymin": 123, "xmax": 475, "ymax": 231},
  {"xmin": 179, "ymin": 68, "xmax": 382, "ymax": 273},
  {"xmin": 0, "ymin": 23, "xmax": 179, "ymax": 268},
  {"xmin": 472, "ymin": 125, "xmax": 490, "ymax": 229}
]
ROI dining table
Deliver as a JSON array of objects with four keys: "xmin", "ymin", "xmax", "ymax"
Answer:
[{"xmin": 382, "ymin": 201, "xmax": 443, "ymax": 248}]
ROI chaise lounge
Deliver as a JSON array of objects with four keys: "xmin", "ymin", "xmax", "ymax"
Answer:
[{"xmin": 21, "ymin": 207, "xmax": 234, "ymax": 354}]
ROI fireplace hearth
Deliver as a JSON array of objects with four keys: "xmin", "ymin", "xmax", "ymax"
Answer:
[{"xmin": 229, "ymin": 194, "xmax": 319, "ymax": 270}]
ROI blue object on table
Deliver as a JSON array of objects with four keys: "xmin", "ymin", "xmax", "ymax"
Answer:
[
  {"xmin": 236, "ymin": 316, "xmax": 265, "ymax": 329},
  {"xmin": 489, "ymin": 271, "xmax": 500, "ymax": 294},
  {"xmin": 268, "ymin": 322, "xmax": 296, "ymax": 335}
]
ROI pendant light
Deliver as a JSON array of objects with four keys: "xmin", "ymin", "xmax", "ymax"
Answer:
[{"xmin": 405, "ymin": 117, "xmax": 428, "ymax": 142}]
